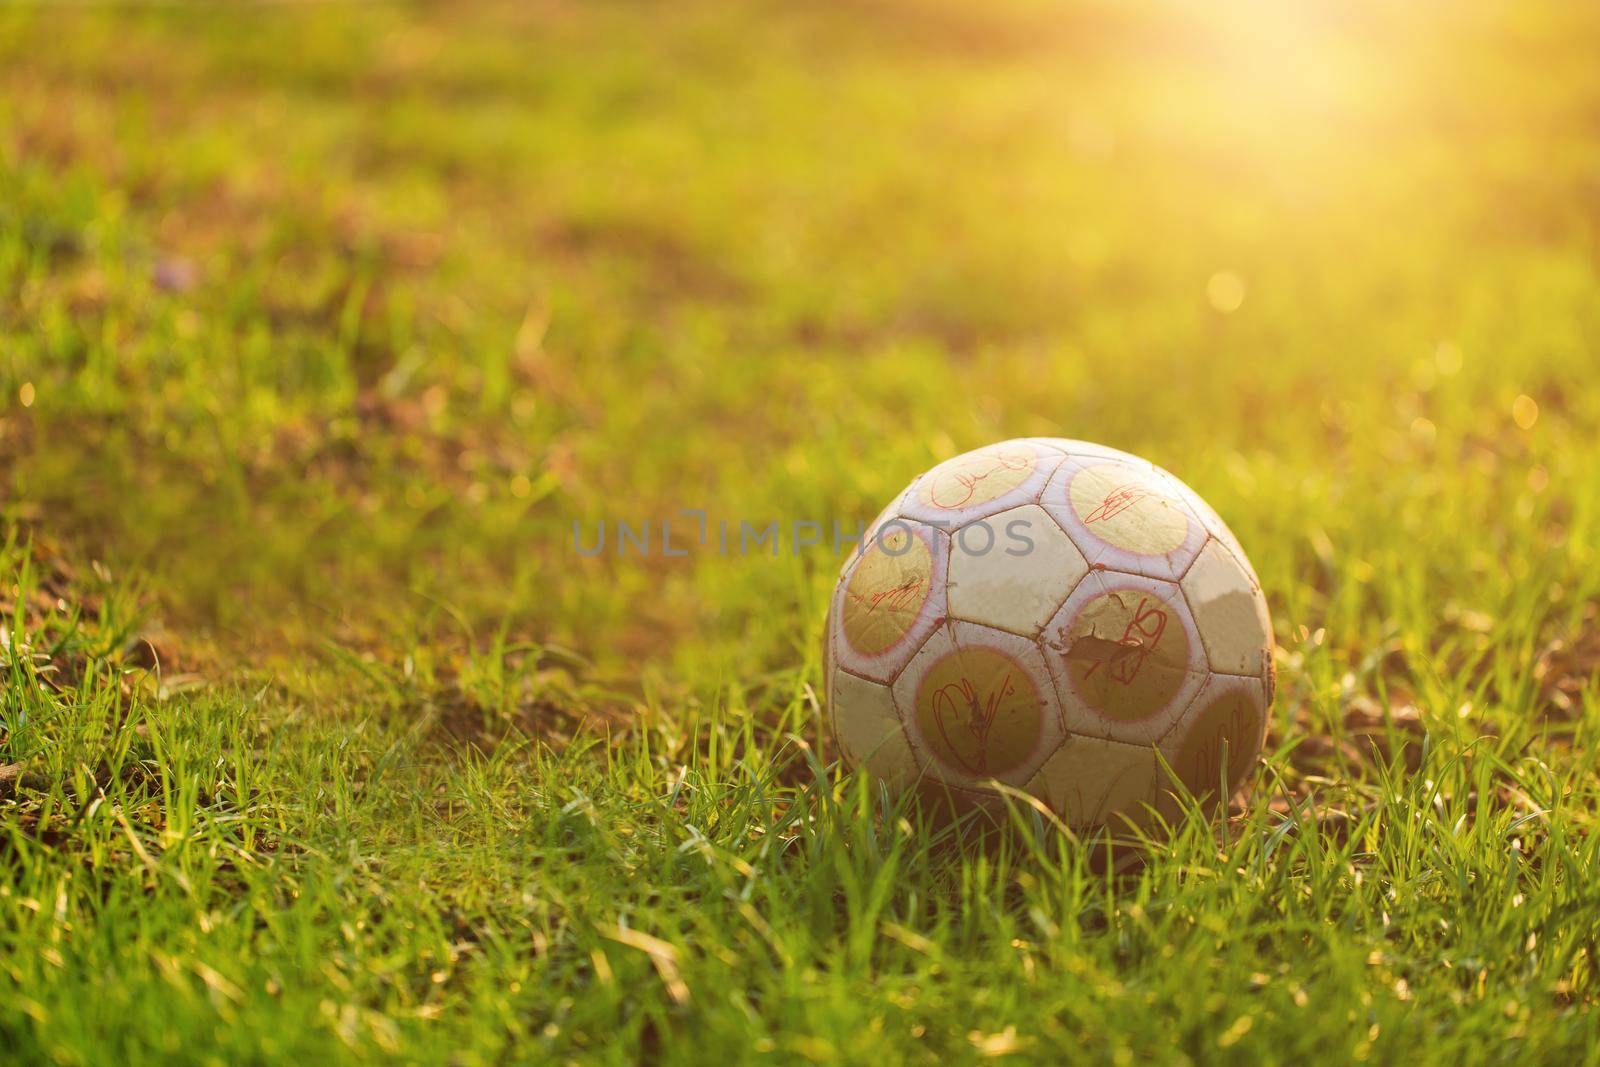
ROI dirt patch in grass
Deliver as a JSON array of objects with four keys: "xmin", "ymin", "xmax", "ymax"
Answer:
[
  {"xmin": 1531, "ymin": 602, "xmax": 1600, "ymax": 723},
  {"xmin": 321, "ymin": 642, "xmax": 637, "ymax": 754}
]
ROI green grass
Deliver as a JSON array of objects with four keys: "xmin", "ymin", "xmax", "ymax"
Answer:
[{"xmin": 3, "ymin": 0, "xmax": 1600, "ymax": 1061}]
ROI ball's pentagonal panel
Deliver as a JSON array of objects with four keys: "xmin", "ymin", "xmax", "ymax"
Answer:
[
  {"xmin": 830, "ymin": 519, "xmax": 948, "ymax": 684},
  {"xmin": 837, "ymin": 482, "xmax": 916, "ymax": 579},
  {"xmin": 827, "ymin": 437, "xmax": 1275, "ymax": 834},
  {"xmin": 899, "ymin": 440, "xmax": 1062, "ymax": 528},
  {"xmin": 1026, "ymin": 735, "xmax": 1156, "ymax": 831},
  {"xmin": 1041, "ymin": 456, "xmax": 1205, "ymax": 582},
  {"xmin": 1154, "ymin": 466, "xmax": 1257, "ymax": 583},
  {"xmin": 1181, "ymin": 538, "xmax": 1273, "ymax": 677},
  {"xmin": 830, "ymin": 667, "xmax": 921, "ymax": 793},
  {"xmin": 1033, "ymin": 437, "xmax": 1153, "ymax": 466},
  {"xmin": 893, "ymin": 621, "xmax": 1062, "ymax": 790},
  {"xmin": 1154, "ymin": 674, "xmax": 1268, "ymax": 819},
  {"xmin": 1042, "ymin": 571, "xmax": 1205, "ymax": 745},
  {"xmin": 947, "ymin": 504, "xmax": 1089, "ymax": 637},
  {"xmin": 1016, "ymin": 438, "xmax": 1073, "ymax": 456}
]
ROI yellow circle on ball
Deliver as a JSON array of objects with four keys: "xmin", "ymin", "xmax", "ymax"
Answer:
[
  {"xmin": 1060, "ymin": 587, "xmax": 1191, "ymax": 722},
  {"xmin": 1173, "ymin": 689, "xmax": 1261, "ymax": 804},
  {"xmin": 917, "ymin": 445, "xmax": 1036, "ymax": 511},
  {"xmin": 1069, "ymin": 463, "xmax": 1189, "ymax": 555},
  {"xmin": 914, "ymin": 645, "xmax": 1042, "ymax": 778},
  {"xmin": 841, "ymin": 526, "xmax": 933, "ymax": 656}
]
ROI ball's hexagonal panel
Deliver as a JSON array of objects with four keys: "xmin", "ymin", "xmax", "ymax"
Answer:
[
  {"xmin": 947, "ymin": 504, "xmax": 1090, "ymax": 637},
  {"xmin": 893, "ymin": 621, "xmax": 1063, "ymax": 790},
  {"xmin": 1026, "ymin": 735, "xmax": 1157, "ymax": 831},
  {"xmin": 1181, "ymin": 538, "xmax": 1273, "ymax": 678},
  {"xmin": 1041, "ymin": 571, "xmax": 1206, "ymax": 746},
  {"xmin": 888, "ymin": 621, "xmax": 957, "ymax": 730},
  {"xmin": 829, "ymin": 666, "xmax": 922, "ymax": 793},
  {"xmin": 1041, "ymin": 455, "xmax": 1206, "ymax": 582},
  {"xmin": 899, "ymin": 440, "xmax": 1064, "ymax": 528},
  {"xmin": 829, "ymin": 518, "xmax": 949, "ymax": 684},
  {"xmin": 1154, "ymin": 673, "xmax": 1269, "ymax": 821}
]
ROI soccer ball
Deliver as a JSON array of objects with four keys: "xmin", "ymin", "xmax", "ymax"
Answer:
[{"xmin": 824, "ymin": 438, "xmax": 1274, "ymax": 831}]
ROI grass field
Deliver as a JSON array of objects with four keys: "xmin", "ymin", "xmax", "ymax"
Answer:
[{"xmin": 4, "ymin": 0, "xmax": 1600, "ymax": 1061}]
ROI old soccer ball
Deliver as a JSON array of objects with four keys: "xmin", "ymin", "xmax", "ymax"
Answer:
[{"xmin": 824, "ymin": 438, "xmax": 1274, "ymax": 831}]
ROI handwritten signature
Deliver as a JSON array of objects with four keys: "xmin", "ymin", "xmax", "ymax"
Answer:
[
  {"xmin": 852, "ymin": 576, "xmax": 924, "ymax": 614},
  {"xmin": 1080, "ymin": 595, "xmax": 1168, "ymax": 685},
  {"xmin": 1082, "ymin": 481, "xmax": 1158, "ymax": 525},
  {"xmin": 926, "ymin": 452, "xmax": 1033, "ymax": 509},
  {"xmin": 931, "ymin": 671, "xmax": 1017, "ymax": 775}
]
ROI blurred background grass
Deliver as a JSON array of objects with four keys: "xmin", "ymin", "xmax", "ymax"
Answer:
[
  {"xmin": 3, "ymin": 0, "xmax": 1598, "ymax": 710},
  {"xmin": 5, "ymin": 1, "xmax": 1600, "ymax": 1060}
]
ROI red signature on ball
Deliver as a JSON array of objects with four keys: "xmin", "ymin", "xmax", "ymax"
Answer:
[
  {"xmin": 931, "ymin": 671, "xmax": 1017, "ymax": 775},
  {"xmin": 926, "ymin": 452, "xmax": 1033, "ymax": 509},
  {"xmin": 1082, "ymin": 481, "xmax": 1157, "ymax": 525},
  {"xmin": 1079, "ymin": 595, "xmax": 1168, "ymax": 685}
]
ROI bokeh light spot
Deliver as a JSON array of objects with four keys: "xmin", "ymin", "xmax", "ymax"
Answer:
[
  {"xmin": 1207, "ymin": 272, "xmax": 1247, "ymax": 313},
  {"xmin": 1512, "ymin": 394, "xmax": 1539, "ymax": 430}
]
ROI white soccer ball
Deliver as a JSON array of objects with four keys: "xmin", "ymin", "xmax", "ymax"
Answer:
[{"xmin": 824, "ymin": 438, "xmax": 1274, "ymax": 831}]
